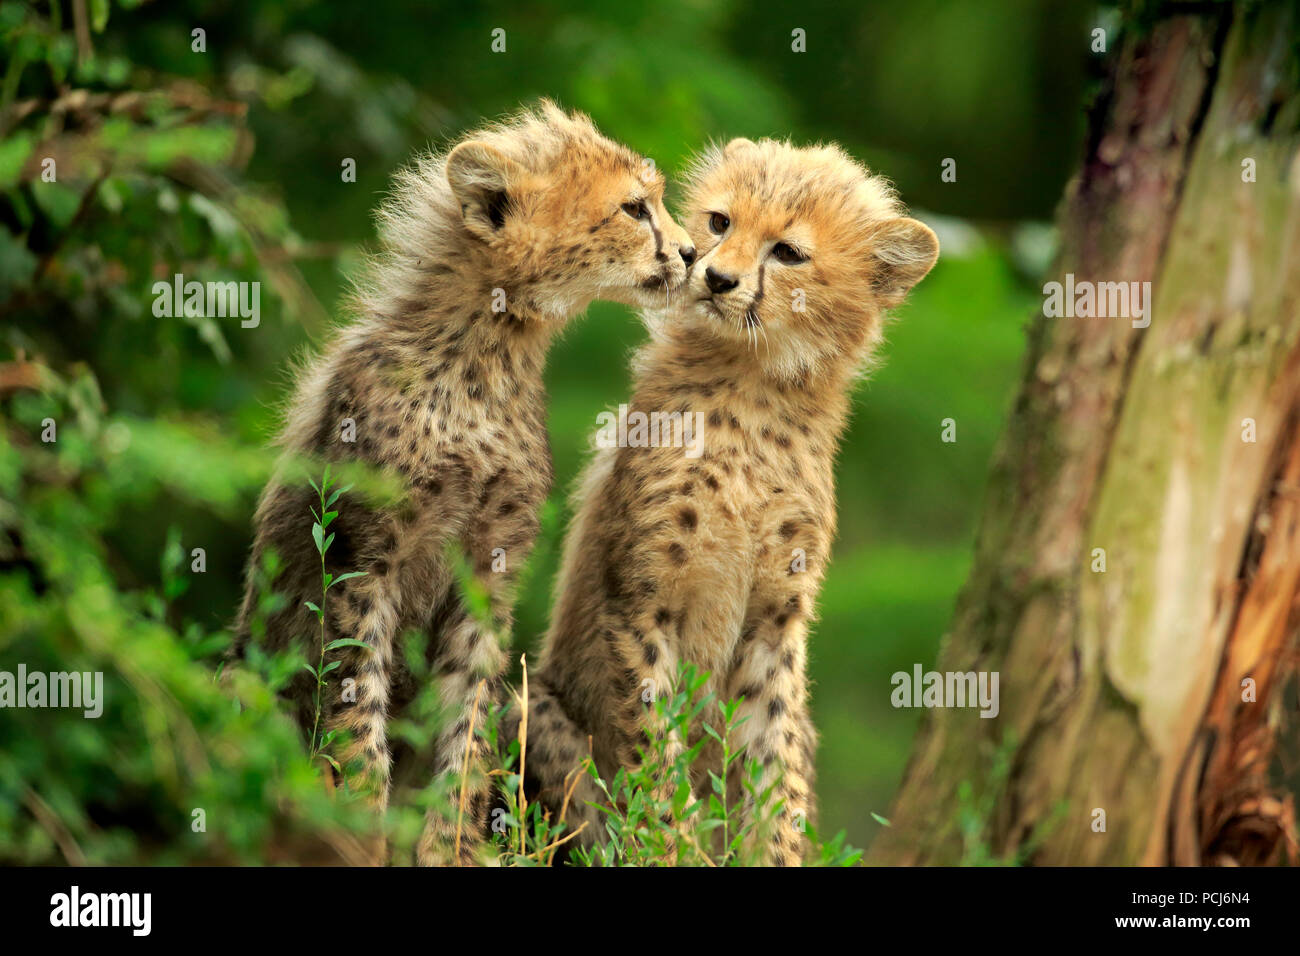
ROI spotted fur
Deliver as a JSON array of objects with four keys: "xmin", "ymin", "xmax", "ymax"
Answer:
[
  {"xmin": 232, "ymin": 101, "xmax": 692, "ymax": 866},
  {"xmin": 520, "ymin": 137, "xmax": 938, "ymax": 865}
]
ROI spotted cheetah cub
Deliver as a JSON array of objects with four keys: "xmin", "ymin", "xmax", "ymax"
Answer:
[
  {"xmin": 523, "ymin": 137, "xmax": 937, "ymax": 864},
  {"xmin": 232, "ymin": 102, "xmax": 693, "ymax": 865}
]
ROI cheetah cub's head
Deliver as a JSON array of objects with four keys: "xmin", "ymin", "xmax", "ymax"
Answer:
[
  {"xmin": 443, "ymin": 101, "xmax": 694, "ymax": 320},
  {"xmin": 679, "ymin": 137, "xmax": 939, "ymax": 379}
]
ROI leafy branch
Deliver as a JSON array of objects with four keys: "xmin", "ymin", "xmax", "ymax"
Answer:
[{"xmin": 303, "ymin": 464, "xmax": 369, "ymax": 770}]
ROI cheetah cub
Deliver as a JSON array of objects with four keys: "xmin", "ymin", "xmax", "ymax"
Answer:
[
  {"xmin": 523, "ymin": 137, "xmax": 938, "ymax": 864},
  {"xmin": 232, "ymin": 102, "xmax": 693, "ymax": 865}
]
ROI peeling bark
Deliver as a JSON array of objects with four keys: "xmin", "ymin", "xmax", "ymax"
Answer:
[{"xmin": 870, "ymin": 1, "xmax": 1300, "ymax": 866}]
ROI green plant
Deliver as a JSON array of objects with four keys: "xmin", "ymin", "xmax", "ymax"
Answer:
[
  {"xmin": 486, "ymin": 661, "xmax": 863, "ymax": 867},
  {"xmin": 0, "ymin": 380, "xmax": 380, "ymax": 865},
  {"xmin": 955, "ymin": 733, "xmax": 1068, "ymax": 866},
  {"xmin": 301, "ymin": 465, "xmax": 368, "ymax": 770}
]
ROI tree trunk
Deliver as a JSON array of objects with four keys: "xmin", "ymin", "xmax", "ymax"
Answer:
[{"xmin": 870, "ymin": 1, "xmax": 1300, "ymax": 866}]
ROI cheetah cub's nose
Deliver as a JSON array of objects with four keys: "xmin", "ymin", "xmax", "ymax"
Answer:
[
  {"xmin": 705, "ymin": 266, "xmax": 739, "ymax": 295},
  {"xmin": 680, "ymin": 246, "xmax": 697, "ymax": 267}
]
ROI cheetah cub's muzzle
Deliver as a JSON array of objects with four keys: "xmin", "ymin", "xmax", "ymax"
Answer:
[{"xmin": 624, "ymin": 207, "xmax": 694, "ymax": 305}]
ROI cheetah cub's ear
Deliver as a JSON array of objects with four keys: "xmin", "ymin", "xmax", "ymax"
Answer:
[
  {"xmin": 446, "ymin": 142, "xmax": 525, "ymax": 240},
  {"xmin": 868, "ymin": 217, "xmax": 940, "ymax": 308}
]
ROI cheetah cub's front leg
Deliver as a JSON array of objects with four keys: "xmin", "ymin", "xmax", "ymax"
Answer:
[
  {"xmin": 323, "ymin": 567, "xmax": 403, "ymax": 814},
  {"xmin": 505, "ymin": 675, "xmax": 608, "ymax": 857},
  {"xmin": 726, "ymin": 614, "xmax": 817, "ymax": 865},
  {"xmin": 416, "ymin": 574, "xmax": 509, "ymax": 866}
]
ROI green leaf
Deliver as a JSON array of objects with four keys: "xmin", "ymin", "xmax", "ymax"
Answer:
[
  {"xmin": 311, "ymin": 523, "xmax": 324, "ymax": 554},
  {"xmin": 329, "ymin": 571, "xmax": 368, "ymax": 587},
  {"xmin": 324, "ymin": 638, "xmax": 370, "ymax": 652},
  {"xmin": 31, "ymin": 181, "xmax": 83, "ymax": 228},
  {"xmin": 97, "ymin": 119, "xmax": 238, "ymax": 169},
  {"xmin": 89, "ymin": 0, "xmax": 109, "ymax": 32},
  {"xmin": 0, "ymin": 228, "xmax": 37, "ymax": 301},
  {"xmin": 0, "ymin": 132, "xmax": 35, "ymax": 190}
]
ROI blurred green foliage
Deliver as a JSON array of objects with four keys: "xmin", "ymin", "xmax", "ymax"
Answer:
[
  {"xmin": 0, "ymin": 377, "xmax": 379, "ymax": 863},
  {"xmin": 0, "ymin": 0, "xmax": 1088, "ymax": 862}
]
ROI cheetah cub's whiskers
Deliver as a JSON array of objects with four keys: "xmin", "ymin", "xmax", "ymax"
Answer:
[
  {"xmin": 231, "ymin": 101, "xmax": 693, "ymax": 866},
  {"xmin": 521, "ymin": 137, "xmax": 938, "ymax": 865}
]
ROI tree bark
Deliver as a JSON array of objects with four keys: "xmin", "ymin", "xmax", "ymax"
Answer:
[{"xmin": 870, "ymin": 1, "xmax": 1300, "ymax": 866}]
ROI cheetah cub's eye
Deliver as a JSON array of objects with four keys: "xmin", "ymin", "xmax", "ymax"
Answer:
[
  {"xmin": 621, "ymin": 201, "xmax": 650, "ymax": 221},
  {"xmin": 772, "ymin": 242, "xmax": 808, "ymax": 265},
  {"xmin": 708, "ymin": 212, "xmax": 730, "ymax": 235}
]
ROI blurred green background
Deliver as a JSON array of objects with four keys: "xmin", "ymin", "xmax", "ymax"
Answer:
[{"xmin": 0, "ymin": 0, "xmax": 1099, "ymax": 861}]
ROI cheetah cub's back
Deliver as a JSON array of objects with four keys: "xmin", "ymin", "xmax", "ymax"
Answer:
[{"xmin": 526, "ymin": 137, "xmax": 938, "ymax": 865}]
